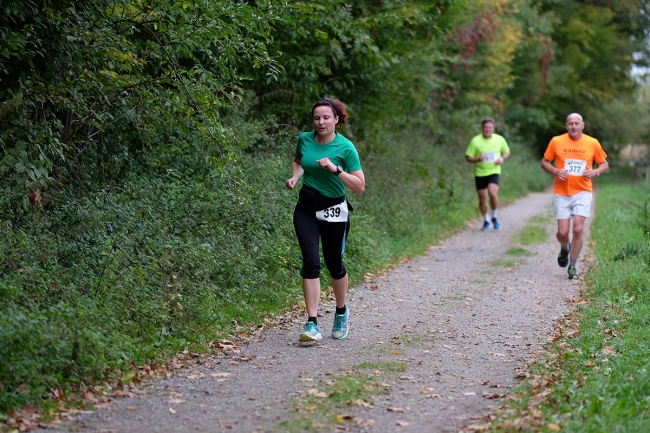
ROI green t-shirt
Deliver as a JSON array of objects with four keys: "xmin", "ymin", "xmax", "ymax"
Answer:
[
  {"xmin": 465, "ymin": 133, "xmax": 510, "ymax": 177},
  {"xmin": 294, "ymin": 131, "xmax": 362, "ymax": 198}
]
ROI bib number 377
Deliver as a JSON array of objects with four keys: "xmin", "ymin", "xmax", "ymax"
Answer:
[
  {"xmin": 316, "ymin": 201, "xmax": 349, "ymax": 222},
  {"xmin": 565, "ymin": 159, "xmax": 587, "ymax": 176}
]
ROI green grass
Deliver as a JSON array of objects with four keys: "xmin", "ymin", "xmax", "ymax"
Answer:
[
  {"xmin": 512, "ymin": 224, "xmax": 548, "ymax": 245},
  {"xmin": 490, "ymin": 168, "xmax": 650, "ymax": 432},
  {"xmin": 276, "ymin": 362, "xmax": 406, "ymax": 432},
  {"xmin": 489, "ymin": 258, "xmax": 519, "ymax": 268},
  {"xmin": 505, "ymin": 247, "xmax": 534, "ymax": 257}
]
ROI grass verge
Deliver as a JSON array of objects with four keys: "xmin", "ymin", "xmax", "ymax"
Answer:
[
  {"xmin": 488, "ymin": 168, "xmax": 650, "ymax": 432},
  {"xmin": 276, "ymin": 361, "xmax": 406, "ymax": 432}
]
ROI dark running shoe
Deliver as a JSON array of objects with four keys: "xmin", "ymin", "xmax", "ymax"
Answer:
[
  {"xmin": 481, "ymin": 221, "xmax": 490, "ymax": 231},
  {"xmin": 557, "ymin": 243, "xmax": 570, "ymax": 268},
  {"xmin": 567, "ymin": 265, "xmax": 579, "ymax": 280},
  {"xmin": 492, "ymin": 217, "xmax": 501, "ymax": 230}
]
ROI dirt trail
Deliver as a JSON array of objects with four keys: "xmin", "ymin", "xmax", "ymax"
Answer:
[{"xmin": 35, "ymin": 190, "xmax": 589, "ymax": 433}]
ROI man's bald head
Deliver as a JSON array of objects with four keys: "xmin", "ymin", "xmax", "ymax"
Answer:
[
  {"xmin": 566, "ymin": 113, "xmax": 585, "ymax": 140},
  {"xmin": 566, "ymin": 113, "xmax": 583, "ymax": 123}
]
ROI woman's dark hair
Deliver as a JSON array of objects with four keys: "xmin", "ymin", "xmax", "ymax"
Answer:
[{"xmin": 312, "ymin": 98, "xmax": 348, "ymax": 125}]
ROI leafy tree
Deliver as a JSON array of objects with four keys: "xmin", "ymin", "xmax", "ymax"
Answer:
[{"xmin": 0, "ymin": 0, "xmax": 285, "ymax": 220}]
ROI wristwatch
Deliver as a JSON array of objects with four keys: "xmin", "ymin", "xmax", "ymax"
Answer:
[{"xmin": 334, "ymin": 165, "xmax": 343, "ymax": 176}]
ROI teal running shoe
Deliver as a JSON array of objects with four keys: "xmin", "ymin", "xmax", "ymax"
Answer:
[
  {"xmin": 299, "ymin": 321, "xmax": 322, "ymax": 342},
  {"xmin": 567, "ymin": 265, "xmax": 579, "ymax": 280},
  {"xmin": 331, "ymin": 307, "xmax": 349, "ymax": 340}
]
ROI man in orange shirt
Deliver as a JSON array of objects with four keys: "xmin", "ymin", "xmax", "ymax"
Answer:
[{"xmin": 541, "ymin": 113, "xmax": 608, "ymax": 280}]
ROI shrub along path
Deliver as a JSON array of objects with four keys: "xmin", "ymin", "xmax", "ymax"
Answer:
[{"xmin": 33, "ymin": 190, "xmax": 589, "ymax": 433}]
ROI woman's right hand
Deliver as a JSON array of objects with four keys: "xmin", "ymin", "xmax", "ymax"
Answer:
[{"xmin": 286, "ymin": 177, "xmax": 299, "ymax": 190}]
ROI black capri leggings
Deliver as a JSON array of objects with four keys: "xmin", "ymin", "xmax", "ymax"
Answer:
[{"xmin": 293, "ymin": 204, "xmax": 350, "ymax": 280}]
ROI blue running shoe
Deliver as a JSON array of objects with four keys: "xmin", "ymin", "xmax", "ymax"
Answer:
[
  {"xmin": 492, "ymin": 217, "xmax": 501, "ymax": 230},
  {"xmin": 481, "ymin": 221, "xmax": 490, "ymax": 231},
  {"xmin": 331, "ymin": 307, "xmax": 349, "ymax": 340},
  {"xmin": 299, "ymin": 321, "xmax": 322, "ymax": 342}
]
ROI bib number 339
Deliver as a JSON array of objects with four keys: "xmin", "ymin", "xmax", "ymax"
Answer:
[{"xmin": 316, "ymin": 201, "xmax": 349, "ymax": 222}]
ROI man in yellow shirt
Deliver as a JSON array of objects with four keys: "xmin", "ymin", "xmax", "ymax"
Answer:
[
  {"xmin": 466, "ymin": 117, "xmax": 511, "ymax": 230},
  {"xmin": 541, "ymin": 113, "xmax": 609, "ymax": 280}
]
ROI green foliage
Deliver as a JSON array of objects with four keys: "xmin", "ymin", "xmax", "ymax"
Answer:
[{"xmin": 0, "ymin": 0, "xmax": 286, "ymax": 217}]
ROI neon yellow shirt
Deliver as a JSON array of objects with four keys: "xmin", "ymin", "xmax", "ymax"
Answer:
[{"xmin": 465, "ymin": 133, "xmax": 510, "ymax": 177}]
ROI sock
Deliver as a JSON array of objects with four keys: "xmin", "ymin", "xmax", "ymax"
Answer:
[
  {"xmin": 484, "ymin": 213, "xmax": 490, "ymax": 223},
  {"xmin": 335, "ymin": 306, "xmax": 346, "ymax": 315},
  {"xmin": 561, "ymin": 243, "xmax": 570, "ymax": 253},
  {"xmin": 308, "ymin": 317, "xmax": 318, "ymax": 325},
  {"xmin": 569, "ymin": 258, "xmax": 577, "ymax": 267},
  {"xmin": 492, "ymin": 209, "xmax": 498, "ymax": 218}
]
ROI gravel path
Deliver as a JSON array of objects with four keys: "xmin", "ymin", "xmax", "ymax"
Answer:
[{"xmin": 35, "ymin": 190, "xmax": 590, "ymax": 433}]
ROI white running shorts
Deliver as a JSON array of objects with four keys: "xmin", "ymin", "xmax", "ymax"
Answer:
[{"xmin": 553, "ymin": 191, "xmax": 593, "ymax": 220}]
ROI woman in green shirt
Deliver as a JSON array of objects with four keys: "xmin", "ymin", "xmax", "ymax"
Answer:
[{"xmin": 285, "ymin": 98, "xmax": 365, "ymax": 342}]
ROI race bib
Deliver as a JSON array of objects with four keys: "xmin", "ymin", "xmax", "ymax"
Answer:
[
  {"xmin": 565, "ymin": 159, "xmax": 587, "ymax": 176},
  {"xmin": 482, "ymin": 151, "xmax": 498, "ymax": 163},
  {"xmin": 316, "ymin": 201, "xmax": 348, "ymax": 222}
]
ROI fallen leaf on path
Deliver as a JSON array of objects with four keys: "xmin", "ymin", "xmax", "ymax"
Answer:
[
  {"xmin": 357, "ymin": 419, "xmax": 375, "ymax": 427},
  {"xmin": 335, "ymin": 414, "xmax": 354, "ymax": 422},
  {"xmin": 387, "ymin": 407, "xmax": 405, "ymax": 412},
  {"xmin": 396, "ymin": 420, "xmax": 411, "ymax": 426},
  {"xmin": 125, "ymin": 406, "xmax": 138, "ymax": 410},
  {"xmin": 567, "ymin": 328, "xmax": 580, "ymax": 337},
  {"xmin": 169, "ymin": 407, "xmax": 176, "ymax": 414},
  {"xmin": 186, "ymin": 374, "xmax": 205, "ymax": 380},
  {"xmin": 465, "ymin": 424, "xmax": 490, "ymax": 432},
  {"xmin": 167, "ymin": 399, "xmax": 186, "ymax": 404},
  {"xmin": 307, "ymin": 389, "xmax": 329, "ymax": 398},
  {"xmin": 548, "ymin": 423, "xmax": 561, "ymax": 431},
  {"xmin": 350, "ymin": 399, "xmax": 373, "ymax": 408}
]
